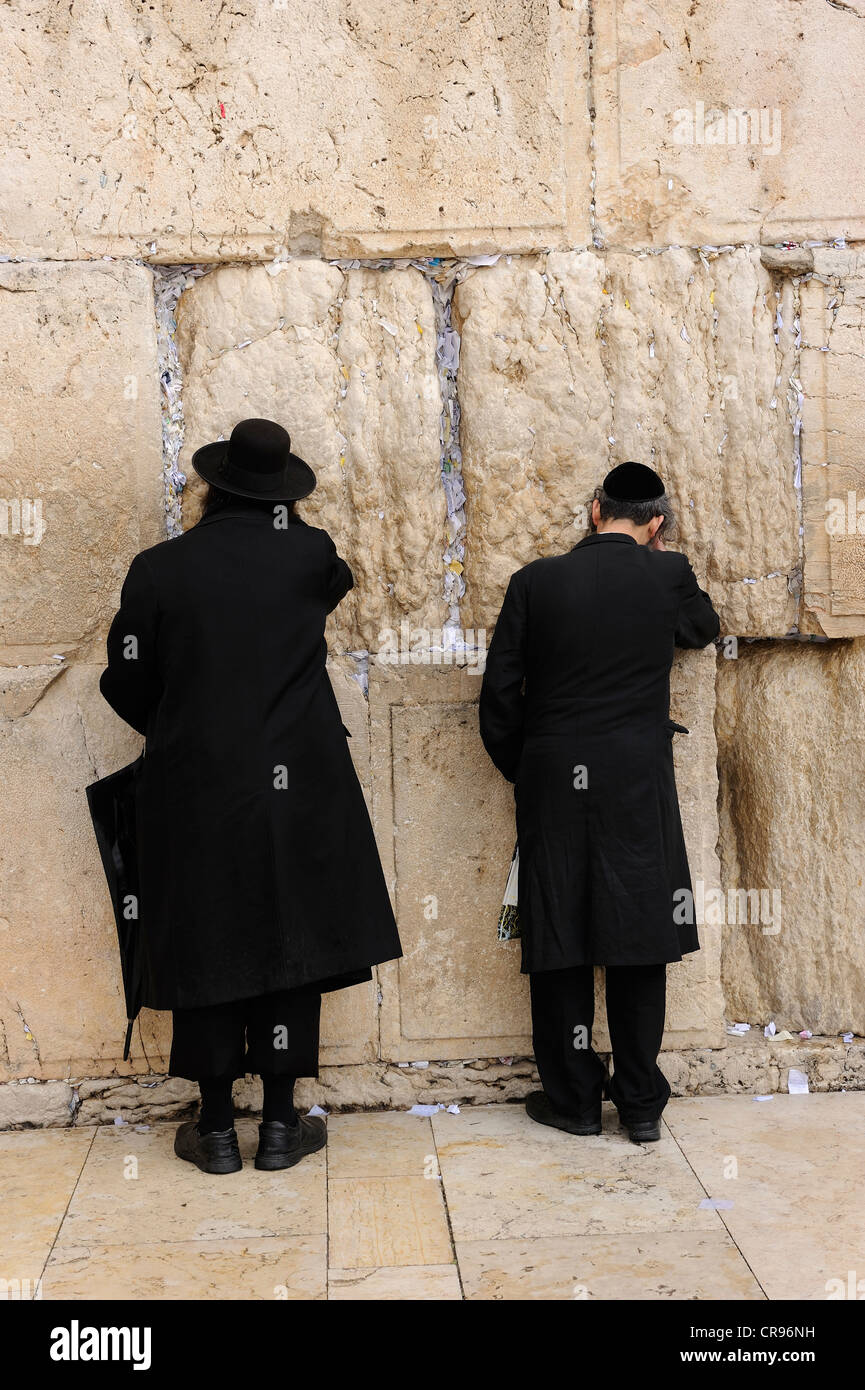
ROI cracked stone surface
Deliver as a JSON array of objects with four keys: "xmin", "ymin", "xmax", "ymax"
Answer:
[
  {"xmin": 591, "ymin": 0, "xmax": 865, "ymax": 247},
  {"xmin": 0, "ymin": 664, "xmax": 144, "ymax": 1081},
  {"xmin": 716, "ymin": 639, "xmax": 865, "ymax": 1034},
  {"xmin": 453, "ymin": 248, "xmax": 798, "ymax": 636},
  {"xmin": 4, "ymin": 1036, "xmax": 863, "ymax": 1127},
  {"xmin": 0, "ymin": 0, "xmax": 591, "ymax": 261},
  {"xmin": 0, "ymin": 261, "xmax": 163, "ymax": 664},
  {"xmin": 175, "ymin": 260, "xmax": 447, "ymax": 652}
]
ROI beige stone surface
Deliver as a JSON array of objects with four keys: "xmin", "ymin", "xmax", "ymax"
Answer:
[
  {"xmin": 716, "ymin": 640, "xmax": 865, "ymax": 1034},
  {"xmin": 454, "ymin": 249, "xmax": 798, "ymax": 637},
  {"xmin": 46, "ymin": 1035, "xmax": 861, "ymax": 1128},
  {"xmin": 60, "ymin": 1120, "xmax": 326, "ymax": 1246},
  {"xmin": 0, "ymin": 261, "xmax": 163, "ymax": 662},
  {"xmin": 0, "ymin": 663, "xmax": 152, "ymax": 1083},
  {"xmin": 328, "ymin": 1263, "xmax": 461, "ymax": 1300},
  {"xmin": 317, "ymin": 658, "xmax": 381, "ymax": 1064},
  {"xmin": 432, "ymin": 1104, "xmax": 718, "ymax": 1241},
  {"xmin": 0, "ymin": 1, "xmax": 590, "ymax": 262},
  {"xmin": 592, "ymin": 0, "xmax": 865, "ymax": 247},
  {"xmin": 456, "ymin": 1230, "xmax": 763, "ymax": 1300},
  {"xmin": 328, "ymin": 1176, "xmax": 453, "ymax": 1268},
  {"xmin": 370, "ymin": 653, "xmax": 724, "ymax": 1062},
  {"xmin": 326, "ymin": 1112, "xmax": 437, "ymax": 1180},
  {"xmin": 644, "ymin": 648, "xmax": 725, "ymax": 1050},
  {"xmin": 0, "ymin": 1128, "xmax": 95, "ymax": 1286},
  {"xmin": 369, "ymin": 662, "xmax": 533, "ymax": 1062},
  {"xmin": 664, "ymin": 1093, "xmax": 865, "ymax": 1299},
  {"xmin": 43, "ymin": 1236, "xmax": 327, "ymax": 1301},
  {"xmin": 800, "ymin": 250, "xmax": 865, "ymax": 636},
  {"xmin": 1, "ymin": 1098, "xmax": 863, "ymax": 1299},
  {"xmin": 0, "ymin": 666, "xmax": 64, "ymax": 719},
  {"xmin": 176, "ymin": 260, "xmax": 447, "ymax": 651},
  {"xmin": 0, "ymin": 1080, "xmax": 73, "ymax": 1129}
]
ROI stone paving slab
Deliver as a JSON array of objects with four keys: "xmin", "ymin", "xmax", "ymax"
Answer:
[
  {"xmin": 0, "ymin": 1128, "xmax": 95, "ymax": 1290},
  {"xmin": 430, "ymin": 1103, "xmax": 719, "ymax": 1242},
  {"xmin": 455, "ymin": 1230, "xmax": 764, "ymax": 1301},
  {"xmin": 1, "ymin": 1097, "xmax": 862, "ymax": 1300}
]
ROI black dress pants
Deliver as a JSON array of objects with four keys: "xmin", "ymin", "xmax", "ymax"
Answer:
[
  {"xmin": 169, "ymin": 986, "xmax": 321, "ymax": 1082},
  {"xmin": 529, "ymin": 963, "xmax": 670, "ymax": 1126}
]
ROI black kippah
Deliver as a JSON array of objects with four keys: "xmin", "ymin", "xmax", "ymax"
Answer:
[{"xmin": 603, "ymin": 461, "xmax": 666, "ymax": 501}]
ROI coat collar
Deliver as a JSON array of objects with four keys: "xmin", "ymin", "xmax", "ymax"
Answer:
[
  {"xmin": 573, "ymin": 531, "xmax": 639, "ymax": 550},
  {"xmin": 194, "ymin": 505, "xmax": 304, "ymax": 529}
]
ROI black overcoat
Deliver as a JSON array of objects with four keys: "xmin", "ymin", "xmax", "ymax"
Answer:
[
  {"xmin": 99, "ymin": 505, "xmax": 401, "ymax": 1010},
  {"xmin": 479, "ymin": 533, "xmax": 721, "ymax": 970}
]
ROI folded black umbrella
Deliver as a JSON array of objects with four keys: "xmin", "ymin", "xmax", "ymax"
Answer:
[{"xmin": 86, "ymin": 755, "xmax": 145, "ymax": 1061}]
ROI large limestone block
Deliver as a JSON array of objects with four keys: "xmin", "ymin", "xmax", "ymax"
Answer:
[
  {"xmin": 717, "ymin": 640, "xmax": 865, "ymax": 1034},
  {"xmin": 0, "ymin": 0, "xmax": 591, "ymax": 261},
  {"xmin": 658, "ymin": 649, "xmax": 725, "ymax": 1050},
  {"xmin": 176, "ymin": 260, "xmax": 447, "ymax": 652},
  {"xmin": 454, "ymin": 249, "xmax": 797, "ymax": 636},
  {"xmin": 370, "ymin": 663, "xmax": 531, "ymax": 1061},
  {"xmin": 800, "ymin": 250, "xmax": 865, "ymax": 636},
  {"xmin": 0, "ymin": 262, "xmax": 163, "ymax": 664},
  {"xmin": 369, "ymin": 652, "xmax": 723, "ymax": 1062},
  {"xmin": 592, "ymin": 0, "xmax": 865, "ymax": 247},
  {"xmin": 319, "ymin": 657, "xmax": 381, "ymax": 1065},
  {"xmin": 0, "ymin": 663, "xmax": 147, "ymax": 1082}
]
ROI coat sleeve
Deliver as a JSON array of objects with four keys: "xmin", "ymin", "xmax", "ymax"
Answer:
[
  {"xmin": 99, "ymin": 553, "xmax": 161, "ymax": 736},
  {"xmin": 674, "ymin": 554, "xmax": 721, "ymax": 649},
  {"xmin": 479, "ymin": 572, "xmax": 528, "ymax": 783},
  {"xmin": 324, "ymin": 534, "xmax": 354, "ymax": 614}
]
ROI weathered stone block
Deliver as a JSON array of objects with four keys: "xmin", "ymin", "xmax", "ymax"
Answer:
[
  {"xmin": 454, "ymin": 249, "xmax": 798, "ymax": 636},
  {"xmin": 717, "ymin": 640, "xmax": 865, "ymax": 1034},
  {"xmin": 0, "ymin": 0, "xmax": 591, "ymax": 261},
  {"xmin": 370, "ymin": 652, "xmax": 723, "ymax": 1062},
  {"xmin": 592, "ymin": 0, "xmax": 865, "ymax": 247},
  {"xmin": 0, "ymin": 1080, "xmax": 73, "ymax": 1129},
  {"xmin": 0, "ymin": 262, "xmax": 163, "ymax": 663},
  {"xmin": 0, "ymin": 664, "xmax": 144, "ymax": 1083},
  {"xmin": 176, "ymin": 261, "xmax": 447, "ymax": 652},
  {"xmin": 370, "ymin": 663, "xmax": 531, "ymax": 1062},
  {"xmin": 800, "ymin": 252, "xmax": 865, "ymax": 636}
]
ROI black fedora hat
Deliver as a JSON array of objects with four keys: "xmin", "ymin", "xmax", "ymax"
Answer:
[{"xmin": 191, "ymin": 418, "xmax": 317, "ymax": 501}]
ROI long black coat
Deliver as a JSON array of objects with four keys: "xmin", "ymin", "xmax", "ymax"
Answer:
[
  {"xmin": 99, "ymin": 505, "xmax": 401, "ymax": 1010},
  {"xmin": 479, "ymin": 533, "xmax": 720, "ymax": 970}
]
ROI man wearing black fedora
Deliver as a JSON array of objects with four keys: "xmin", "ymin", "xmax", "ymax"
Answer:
[
  {"xmin": 480, "ymin": 462, "xmax": 720, "ymax": 1144},
  {"xmin": 100, "ymin": 419, "xmax": 402, "ymax": 1174}
]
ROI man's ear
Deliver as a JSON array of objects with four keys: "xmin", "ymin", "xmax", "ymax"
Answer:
[
  {"xmin": 648, "ymin": 515, "xmax": 663, "ymax": 539},
  {"xmin": 591, "ymin": 498, "xmax": 601, "ymax": 527}
]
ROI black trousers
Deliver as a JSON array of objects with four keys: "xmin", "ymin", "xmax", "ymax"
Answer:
[
  {"xmin": 529, "ymin": 963, "xmax": 670, "ymax": 1126},
  {"xmin": 169, "ymin": 986, "xmax": 321, "ymax": 1082}
]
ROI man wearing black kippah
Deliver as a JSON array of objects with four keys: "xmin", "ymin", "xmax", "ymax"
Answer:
[{"xmin": 479, "ymin": 462, "xmax": 720, "ymax": 1143}]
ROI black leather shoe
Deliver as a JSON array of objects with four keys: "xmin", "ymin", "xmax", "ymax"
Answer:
[
  {"xmin": 254, "ymin": 1116, "xmax": 327, "ymax": 1170},
  {"xmin": 174, "ymin": 1121, "xmax": 242, "ymax": 1174},
  {"xmin": 525, "ymin": 1090, "xmax": 602, "ymax": 1136},
  {"xmin": 626, "ymin": 1119, "xmax": 662, "ymax": 1144}
]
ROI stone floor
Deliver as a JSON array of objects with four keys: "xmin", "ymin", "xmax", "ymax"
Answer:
[{"xmin": 2, "ymin": 1093, "xmax": 862, "ymax": 1300}]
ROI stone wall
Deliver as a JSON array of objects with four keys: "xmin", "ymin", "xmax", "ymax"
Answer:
[{"xmin": 2, "ymin": 1, "xmax": 865, "ymax": 1121}]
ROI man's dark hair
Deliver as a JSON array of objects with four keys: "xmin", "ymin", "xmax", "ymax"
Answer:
[
  {"xmin": 590, "ymin": 484, "xmax": 677, "ymax": 538},
  {"xmin": 201, "ymin": 483, "xmax": 298, "ymax": 521}
]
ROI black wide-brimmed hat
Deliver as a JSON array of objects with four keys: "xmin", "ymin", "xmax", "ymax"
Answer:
[
  {"xmin": 602, "ymin": 461, "xmax": 666, "ymax": 502},
  {"xmin": 191, "ymin": 418, "xmax": 317, "ymax": 501}
]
